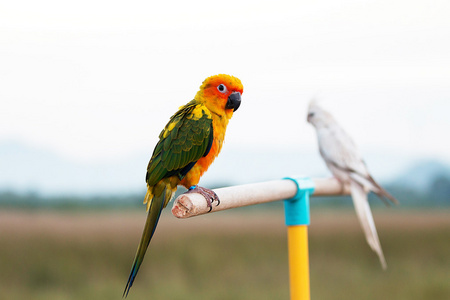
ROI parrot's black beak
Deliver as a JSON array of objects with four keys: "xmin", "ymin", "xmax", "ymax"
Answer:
[{"xmin": 226, "ymin": 92, "xmax": 241, "ymax": 112}]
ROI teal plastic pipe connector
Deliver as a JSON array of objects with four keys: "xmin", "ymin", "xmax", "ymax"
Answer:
[{"xmin": 284, "ymin": 177, "xmax": 315, "ymax": 226}]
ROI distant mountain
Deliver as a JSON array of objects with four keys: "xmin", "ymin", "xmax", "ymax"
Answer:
[
  {"xmin": 0, "ymin": 140, "xmax": 448, "ymax": 197},
  {"xmin": 391, "ymin": 159, "xmax": 450, "ymax": 191},
  {"xmin": 0, "ymin": 140, "xmax": 146, "ymax": 196}
]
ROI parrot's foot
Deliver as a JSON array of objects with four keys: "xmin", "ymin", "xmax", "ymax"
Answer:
[{"xmin": 187, "ymin": 185, "xmax": 220, "ymax": 212}]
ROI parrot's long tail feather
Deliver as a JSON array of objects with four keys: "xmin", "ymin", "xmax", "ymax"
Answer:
[
  {"xmin": 123, "ymin": 190, "xmax": 166, "ymax": 298},
  {"xmin": 350, "ymin": 180, "xmax": 387, "ymax": 270}
]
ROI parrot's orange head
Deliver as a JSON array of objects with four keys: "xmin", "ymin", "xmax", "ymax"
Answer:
[{"xmin": 195, "ymin": 74, "xmax": 243, "ymax": 119}]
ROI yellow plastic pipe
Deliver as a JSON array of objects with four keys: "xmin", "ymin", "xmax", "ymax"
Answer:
[
  {"xmin": 287, "ymin": 225, "xmax": 310, "ymax": 300},
  {"xmin": 284, "ymin": 177, "xmax": 314, "ymax": 300}
]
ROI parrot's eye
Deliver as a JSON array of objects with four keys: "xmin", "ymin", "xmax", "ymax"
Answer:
[{"xmin": 217, "ymin": 84, "xmax": 227, "ymax": 93}]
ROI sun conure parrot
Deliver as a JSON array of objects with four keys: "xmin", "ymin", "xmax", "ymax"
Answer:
[{"xmin": 123, "ymin": 74, "xmax": 243, "ymax": 297}]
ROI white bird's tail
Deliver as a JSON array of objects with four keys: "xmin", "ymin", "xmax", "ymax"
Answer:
[
  {"xmin": 349, "ymin": 172, "xmax": 399, "ymax": 206},
  {"xmin": 350, "ymin": 180, "xmax": 387, "ymax": 269}
]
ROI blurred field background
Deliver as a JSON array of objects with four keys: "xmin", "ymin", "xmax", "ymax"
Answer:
[{"xmin": 1, "ymin": 208, "xmax": 449, "ymax": 300}]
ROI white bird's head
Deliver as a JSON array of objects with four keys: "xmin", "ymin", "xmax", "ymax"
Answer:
[{"xmin": 306, "ymin": 99, "xmax": 335, "ymax": 128}]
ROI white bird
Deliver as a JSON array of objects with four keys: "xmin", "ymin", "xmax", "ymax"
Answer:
[{"xmin": 307, "ymin": 99, "xmax": 398, "ymax": 269}]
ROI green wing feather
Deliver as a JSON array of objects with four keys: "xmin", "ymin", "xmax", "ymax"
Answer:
[{"xmin": 146, "ymin": 101, "xmax": 213, "ymax": 186}]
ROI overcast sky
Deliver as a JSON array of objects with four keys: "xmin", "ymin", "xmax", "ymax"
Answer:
[{"xmin": 1, "ymin": 0, "xmax": 449, "ymax": 164}]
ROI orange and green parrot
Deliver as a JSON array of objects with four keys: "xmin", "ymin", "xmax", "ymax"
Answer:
[{"xmin": 123, "ymin": 74, "xmax": 243, "ymax": 297}]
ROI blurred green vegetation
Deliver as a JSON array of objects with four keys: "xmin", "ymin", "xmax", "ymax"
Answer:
[
  {"xmin": 1, "ymin": 173, "xmax": 448, "ymax": 210},
  {"xmin": 0, "ymin": 209, "xmax": 449, "ymax": 300}
]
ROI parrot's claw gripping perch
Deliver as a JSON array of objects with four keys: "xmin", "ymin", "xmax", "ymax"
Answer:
[{"xmin": 187, "ymin": 185, "xmax": 220, "ymax": 212}]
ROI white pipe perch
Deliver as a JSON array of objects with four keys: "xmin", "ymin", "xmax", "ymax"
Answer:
[{"xmin": 172, "ymin": 177, "xmax": 350, "ymax": 219}]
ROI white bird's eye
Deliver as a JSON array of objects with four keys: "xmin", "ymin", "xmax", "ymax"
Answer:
[{"xmin": 217, "ymin": 84, "xmax": 227, "ymax": 93}]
